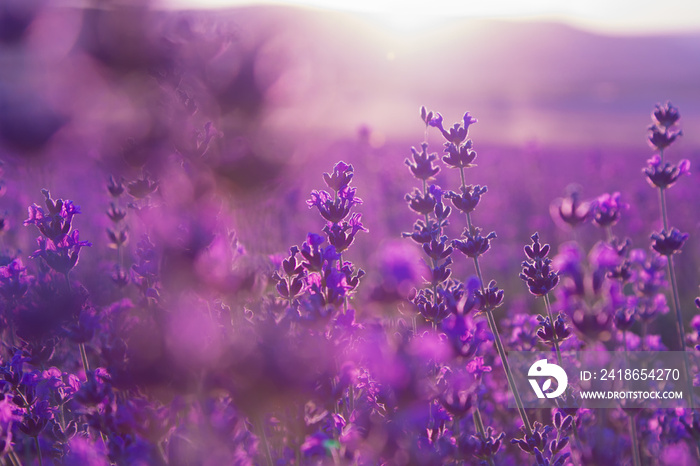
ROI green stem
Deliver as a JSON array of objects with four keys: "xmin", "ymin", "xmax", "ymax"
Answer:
[
  {"xmin": 79, "ymin": 343, "xmax": 90, "ymax": 378},
  {"xmin": 349, "ymin": 384, "xmax": 355, "ymax": 414},
  {"xmin": 7, "ymin": 449, "xmax": 21, "ymax": 466},
  {"xmin": 658, "ymin": 188, "xmax": 669, "ymax": 232},
  {"xmin": 629, "ymin": 414, "xmax": 642, "ymax": 466},
  {"xmin": 667, "ymin": 255, "xmax": 695, "ymax": 409},
  {"xmin": 465, "ymin": 210, "xmax": 531, "ymax": 436},
  {"xmin": 254, "ymin": 415, "xmax": 273, "ymax": 466},
  {"xmin": 34, "ymin": 437, "xmax": 42, "ymax": 466},
  {"xmin": 654, "ymin": 149, "xmax": 694, "ymax": 409},
  {"xmin": 473, "ymin": 408, "xmax": 495, "ymax": 466},
  {"xmin": 572, "ymin": 423, "xmax": 584, "ymax": 464},
  {"xmin": 543, "ymin": 293, "xmax": 563, "ymax": 367},
  {"xmin": 483, "ymin": 308, "xmax": 532, "ymax": 437}
]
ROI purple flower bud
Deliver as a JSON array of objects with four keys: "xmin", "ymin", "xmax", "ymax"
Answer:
[
  {"xmin": 307, "ymin": 187, "xmax": 362, "ymax": 224},
  {"xmin": 651, "ymin": 101, "xmax": 681, "ymax": 129},
  {"xmin": 30, "ymin": 230, "xmax": 92, "ymax": 275},
  {"xmin": 446, "ymin": 185, "xmax": 487, "ymax": 214},
  {"xmin": 643, "ymin": 155, "xmax": 690, "ymax": 189},
  {"xmin": 24, "ymin": 190, "xmax": 82, "ymax": 243},
  {"xmin": 422, "ymin": 235, "xmax": 453, "ymax": 261},
  {"xmin": 520, "ymin": 233, "xmax": 559, "ymax": 296},
  {"xmin": 592, "ymin": 192, "xmax": 628, "ymax": 228},
  {"xmin": 536, "ymin": 314, "xmax": 571, "ymax": 343},
  {"xmin": 442, "ymin": 141, "xmax": 477, "ymax": 168},
  {"xmin": 107, "ymin": 175, "xmax": 125, "ymax": 197},
  {"xmin": 648, "ymin": 125, "xmax": 682, "ymax": 151},
  {"xmin": 475, "ymin": 280, "xmax": 504, "ymax": 310},
  {"xmin": 613, "ymin": 307, "xmax": 636, "ymax": 331},
  {"xmin": 0, "ymin": 259, "xmax": 31, "ymax": 300},
  {"xmin": 107, "ymin": 203, "xmax": 127, "ymax": 223},
  {"xmin": 402, "ymin": 220, "xmax": 438, "ymax": 244},
  {"xmin": 466, "ymin": 356, "xmax": 492, "ymax": 379},
  {"xmin": 524, "ymin": 233, "xmax": 550, "ymax": 261},
  {"xmin": 127, "ymin": 175, "xmax": 159, "ymax": 198},
  {"xmin": 552, "ymin": 188, "xmax": 591, "ymax": 228},
  {"xmin": 427, "ymin": 257, "xmax": 452, "ymax": 286},
  {"xmin": 651, "ymin": 228, "xmax": 689, "ymax": 256},
  {"xmin": 106, "ymin": 228, "xmax": 128, "ymax": 248},
  {"xmin": 429, "ymin": 112, "xmax": 477, "ymax": 145},
  {"xmin": 405, "ymin": 143, "xmax": 439, "ymax": 180},
  {"xmin": 324, "ymin": 213, "xmax": 367, "ymax": 253},
  {"xmin": 440, "ymin": 384, "xmax": 473, "ymax": 418},
  {"xmin": 453, "ymin": 228, "xmax": 496, "ymax": 258},
  {"xmin": 420, "ymin": 106, "xmax": 434, "ymax": 126},
  {"xmin": 282, "ymin": 246, "xmax": 303, "ymax": 277},
  {"xmin": 405, "ymin": 188, "xmax": 436, "ymax": 215},
  {"xmin": 460, "ymin": 426, "xmax": 504, "ymax": 460},
  {"xmin": 322, "ymin": 161, "xmax": 354, "ymax": 192},
  {"xmin": 511, "ymin": 422, "xmax": 553, "ymax": 454}
]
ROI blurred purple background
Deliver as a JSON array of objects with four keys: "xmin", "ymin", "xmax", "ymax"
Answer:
[{"xmin": 0, "ymin": 2, "xmax": 698, "ymax": 309}]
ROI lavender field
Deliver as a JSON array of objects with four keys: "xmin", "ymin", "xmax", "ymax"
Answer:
[{"xmin": 1, "ymin": 2, "xmax": 700, "ymax": 465}]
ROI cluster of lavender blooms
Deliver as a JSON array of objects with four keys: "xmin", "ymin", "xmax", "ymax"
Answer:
[
  {"xmin": 0, "ymin": 91, "xmax": 698, "ymax": 466},
  {"xmin": 0, "ymin": 6, "xmax": 699, "ymax": 463}
]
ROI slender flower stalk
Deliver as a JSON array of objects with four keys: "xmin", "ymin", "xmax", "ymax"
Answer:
[
  {"xmin": 645, "ymin": 102, "xmax": 695, "ymax": 409},
  {"xmin": 433, "ymin": 110, "xmax": 533, "ymax": 437},
  {"xmin": 628, "ymin": 414, "xmax": 642, "ymax": 466},
  {"xmin": 520, "ymin": 233, "xmax": 565, "ymax": 366},
  {"xmin": 543, "ymin": 294, "xmax": 563, "ymax": 366}
]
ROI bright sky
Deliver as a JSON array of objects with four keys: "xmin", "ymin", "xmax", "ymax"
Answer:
[{"xmin": 161, "ymin": 0, "xmax": 700, "ymax": 34}]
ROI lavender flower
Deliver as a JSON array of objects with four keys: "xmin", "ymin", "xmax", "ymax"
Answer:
[
  {"xmin": 0, "ymin": 259, "xmax": 31, "ymax": 300},
  {"xmin": 405, "ymin": 143, "xmax": 440, "ymax": 180},
  {"xmin": 107, "ymin": 176, "xmax": 125, "ymax": 197},
  {"xmin": 31, "ymin": 226, "xmax": 91, "ymax": 275},
  {"xmin": 651, "ymin": 228, "xmax": 689, "ymax": 256},
  {"xmin": 648, "ymin": 125, "xmax": 682, "ymax": 151},
  {"xmin": 652, "ymin": 101, "xmax": 681, "ymax": 129},
  {"xmin": 307, "ymin": 187, "xmax": 362, "ymax": 224},
  {"xmin": 442, "ymin": 141, "xmax": 477, "ymax": 169},
  {"xmin": 446, "ymin": 185, "xmax": 487, "ymax": 214},
  {"xmin": 452, "ymin": 228, "xmax": 496, "ymax": 258},
  {"xmin": 520, "ymin": 233, "xmax": 559, "ymax": 296},
  {"xmin": 429, "ymin": 112, "xmax": 477, "ymax": 145},
  {"xmin": 24, "ymin": 189, "xmax": 80, "ymax": 243},
  {"xmin": 323, "ymin": 213, "xmax": 367, "ymax": 253},
  {"xmin": 592, "ymin": 192, "xmax": 628, "ymax": 228},
  {"xmin": 551, "ymin": 186, "xmax": 591, "ymax": 228},
  {"xmin": 537, "ymin": 314, "xmax": 572, "ymax": 343},
  {"xmin": 126, "ymin": 175, "xmax": 159, "ymax": 198},
  {"xmin": 475, "ymin": 280, "xmax": 504, "ymax": 310},
  {"xmin": 460, "ymin": 427, "xmax": 505, "ymax": 463},
  {"xmin": 405, "ymin": 188, "xmax": 436, "ymax": 215},
  {"xmin": 643, "ymin": 155, "xmax": 690, "ymax": 189},
  {"xmin": 323, "ymin": 161, "xmax": 354, "ymax": 192},
  {"xmin": 402, "ymin": 219, "xmax": 438, "ymax": 244}
]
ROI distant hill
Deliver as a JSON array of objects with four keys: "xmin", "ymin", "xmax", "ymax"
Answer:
[{"xmin": 206, "ymin": 5, "xmax": 700, "ymax": 148}]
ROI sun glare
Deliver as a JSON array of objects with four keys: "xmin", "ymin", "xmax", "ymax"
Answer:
[{"xmin": 160, "ymin": 0, "xmax": 700, "ymax": 34}]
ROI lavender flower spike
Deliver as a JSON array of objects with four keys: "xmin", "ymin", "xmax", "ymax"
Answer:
[
  {"xmin": 323, "ymin": 161, "xmax": 354, "ymax": 193},
  {"xmin": 405, "ymin": 143, "xmax": 439, "ymax": 180},
  {"xmin": 643, "ymin": 155, "xmax": 690, "ymax": 189},
  {"xmin": 520, "ymin": 233, "xmax": 559, "ymax": 296},
  {"xmin": 429, "ymin": 112, "xmax": 477, "ymax": 145},
  {"xmin": 652, "ymin": 101, "xmax": 681, "ymax": 129},
  {"xmin": 592, "ymin": 192, "xmax": 628, "ymax": 228},
  {"xmin": 651, "ymin": 228, "xmax": 689, "ymax": 256}
]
